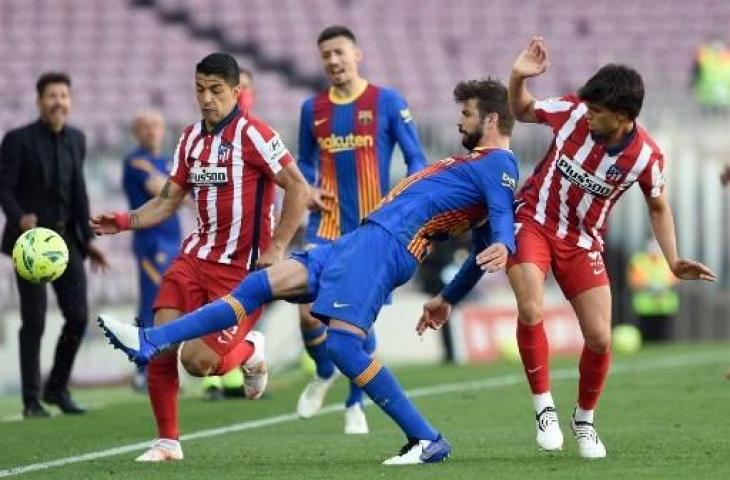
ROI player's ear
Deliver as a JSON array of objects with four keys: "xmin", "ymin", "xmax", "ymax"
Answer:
[{"xmin": 354, "ymin": 46, "xmax": 363, "ymax": 63}]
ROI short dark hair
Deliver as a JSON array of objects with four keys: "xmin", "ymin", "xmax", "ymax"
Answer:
[
  {"xmin": 36, "ymin": 72, "xmax": 71, "ymax": 97},
  {"xmin": 578, "ymin": 64, "xmax": 644, "ymax": 120},
  {"xmin": 196, "ymin": 53, "xmax": 240, "ymax": 86},
  {"xmin": 453, "ymin": 78, "xmax": 514, "ymax": 136},
  {"xmin": 317, "ymin": 25, "xmax": 357, "ymax": 45}
]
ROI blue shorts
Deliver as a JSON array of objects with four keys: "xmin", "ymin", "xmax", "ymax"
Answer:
[{"xmin": 290, "ymin": 222, "xmax": 417, "ymax": 331}]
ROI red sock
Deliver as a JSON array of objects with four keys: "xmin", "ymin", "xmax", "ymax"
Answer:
[
  {"xmin": 577, "ymin": 346, "xmax": 611, "ymax": 410},
  {"xmin": 213, "ymin": 340, "xmax": 254, "ymax": 375},
  {"xmin": 516, "ymin": 321, "xmax": 550, "ymax": 394},
  {"xmin": 147, "ymin": 353, "xmax": 179, "ymax": 440}
]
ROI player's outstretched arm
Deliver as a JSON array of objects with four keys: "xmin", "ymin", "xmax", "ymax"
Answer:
[
  {"xmin": 90, "ymin": 179, "xmax": 188, "ymax": 235},
  {"xmin": 256, "ymin": 162, "xmax": 310, "ymax": 267},
  {"xmin": 645, "ymin": 190, "xmax": 717, "ymax": 282},
  {"xmin": 509, "ymin": 36, "xmax": 549, "ymax": 123}
]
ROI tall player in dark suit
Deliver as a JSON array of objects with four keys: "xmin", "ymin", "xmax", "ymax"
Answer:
[{"xmin": 0, "ymin": 72, "xmax": 108, "ymax": 418}]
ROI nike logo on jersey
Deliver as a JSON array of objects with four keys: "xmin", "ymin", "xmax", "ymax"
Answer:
[
  {"xmin": 593, "ymin": 268, "xmax": 605, "ymax": 275},
  {"xmin": 527, "ymin": 366, "xmax": 543, "ymax": 374},
  {"xmin": 333, "ymin": 302, "xmax": 351, "ymax": 308},
  {"xmin": 314, "ymin": 118, "xmax": 328, "ymax": 127}
]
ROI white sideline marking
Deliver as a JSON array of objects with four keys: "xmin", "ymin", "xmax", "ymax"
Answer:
[{"xmin": 0, "ymin": 350, "xmax": 725, "ymax": 477}]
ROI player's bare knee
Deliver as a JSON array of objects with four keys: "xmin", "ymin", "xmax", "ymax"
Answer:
[
  {"xmin": 180, "ymin": 347, "xmax": 219, "ymax": 377},
  {"xmin": 517, "ymin": 300, "xmax": 543, "ymax": 325},
  {"xmin": 181, "ymin": 354, "xmax": 218, "ymax": 377},
  {"xmin": 584, "ymin": 333, "xmax": 611, "ymax": 354}
]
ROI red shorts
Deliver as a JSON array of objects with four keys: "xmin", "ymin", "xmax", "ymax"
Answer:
[
  {"xmin": 506, "ymin": 218, "xmax": 609, "ymax": 299},
  {"xmin": 154, "ymin": 254, "xmax": 262, "ymax": 356}
]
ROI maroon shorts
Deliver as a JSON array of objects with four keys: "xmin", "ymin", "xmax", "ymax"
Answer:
[
  {"xmin": 506, "ymin": 218, "xmax": 609, "ymax": 299},
  {"xmin": 154, "ymin": 254, "xmax": 262, "ymax": 356}
]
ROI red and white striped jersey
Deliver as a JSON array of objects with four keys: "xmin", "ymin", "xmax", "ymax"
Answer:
[
  {"xmin": 169, "ymin": 109, "xmax": 293, "ymax": 268},
  {"xmin": 516, "ymin": 94, "xmax": 666, "ymax": 251}
]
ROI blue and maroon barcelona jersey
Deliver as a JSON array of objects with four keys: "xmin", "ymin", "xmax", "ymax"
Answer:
[
  {"xmin": 298, "ymin": 83, "xmax": 426, "ymax": 244},
  {"xmin": 367, "ymin": 148, "xmax": 519, "ymax": 262}
]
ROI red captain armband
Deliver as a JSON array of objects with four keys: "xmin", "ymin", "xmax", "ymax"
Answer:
[{"xmin": 113, "ymin": 211, "xmax": 131, "ymax": 231}]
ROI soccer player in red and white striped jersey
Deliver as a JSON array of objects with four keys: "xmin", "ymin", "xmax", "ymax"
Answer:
[
  {"xmin": 91, "ymin": 53, "xmax": 309, "ymax": 462},
  {"xmin": 505, "ymin": 37, "xmax": 716, "ymax": 458}
]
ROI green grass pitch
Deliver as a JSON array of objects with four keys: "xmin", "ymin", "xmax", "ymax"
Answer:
[{"xmin": 1, "ymin": 342, "xmax": 728, "ymax": 479}]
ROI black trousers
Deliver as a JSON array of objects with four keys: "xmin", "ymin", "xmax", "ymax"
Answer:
[{"xmin": 16, "ymin": 238, "xmax": 88, "ymax": 406}]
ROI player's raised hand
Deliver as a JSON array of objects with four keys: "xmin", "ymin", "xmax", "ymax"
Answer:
[
  {"xmin": 307, "ymin": 187, "xmax": 335, "ymax": 213},
  {"xmin": 670, "ymin": 258, "xmax": 717, "ymax": 282},
  {"xmin": 90, "ymin": 212, "xmax": 126, "ymax": 235},
  {"xmin": 416, "ymin": 295, "xmax": 452, "ymax": 336},
  {"xmin": 512, "ymin": 36, "xmax": 549, "ymax": 79},
  {"xmin": 476, "ymin": 243, "xmax": 509, "ymax": 272}
]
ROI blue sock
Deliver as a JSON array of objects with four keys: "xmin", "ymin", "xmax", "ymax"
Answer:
[
  {"xmin": 326, "ymin": 328, "xmax": 438, "ymax": 441},
  {"xmin": 302, "ymin": 323, "xmax": 335, "ymax": 379},
  {"xmin": 345, "ymin": 329, "xmax": 377, "ymax": 407},
  {"xmin": 146, "ymin": 270, "xmax": 273, "ymax": 348}
]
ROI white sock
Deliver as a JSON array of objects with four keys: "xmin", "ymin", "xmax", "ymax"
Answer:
[
  {"xmin": 574, "ymin": 406, "xmax": 594, "ymax": 423},
  {"xmin": 532, "ymin": 392, "xmax": 555, "ymax": 413}
]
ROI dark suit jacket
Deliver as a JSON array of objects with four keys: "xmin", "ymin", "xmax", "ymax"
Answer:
[{"xmin": 0, "ymin": 119, "xmax": 94, "ymax": 256}]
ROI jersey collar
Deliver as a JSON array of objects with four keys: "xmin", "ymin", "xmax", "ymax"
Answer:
[
  {"xmin": 328, "ymin": 80, "xmax": 369, "ymax": 105},
  {"xmin": 202, "ymin": 105, "xmax": 240, "ymax": 135}
]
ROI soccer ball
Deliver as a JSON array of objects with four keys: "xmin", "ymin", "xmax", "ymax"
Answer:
[
  {"xmin": 12, "ymin": 228, "xmax": 69, "ymax": 283},
  {"xmin": 612, "ymin": 324, "xmax": 642, "ymax": 355}
]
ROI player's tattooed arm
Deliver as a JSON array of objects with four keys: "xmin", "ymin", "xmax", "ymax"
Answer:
[{"xmin": 160, "ymin": 180, "xmax": 172, "ymax": 200}]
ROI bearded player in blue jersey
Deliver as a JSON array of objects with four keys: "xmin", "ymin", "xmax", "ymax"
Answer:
[
  {"xmin": 98, "ymin": 78, "xmax": 518, "ymax": 465},
  {"xmin": 297, "ymin": 25, "xmax": 427, "ymax": 434}
]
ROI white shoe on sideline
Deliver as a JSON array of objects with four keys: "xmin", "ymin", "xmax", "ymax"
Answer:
[
  {"xmin": 344, "ymin": 403, "xmax": 369, "ymax": 434},
  {"xmin": 241, "ymin": 331, "xmax": 268, "ymax": 400},
  {"xmin": 135, "ymin": 438, "xmax": 183, "ymax": 462},
  {"xmin": 296, "ymin": 370, "xmax": 340, "ymax": 418}
]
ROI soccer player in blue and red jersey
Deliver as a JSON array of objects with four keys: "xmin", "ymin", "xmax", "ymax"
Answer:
[
  {"xmin": 99, "ymin": 78, "xmax": 518, "ymax": 465},
  {"xmin": 296, "ymin": 25, "xmax": 427, "ymax": 434},
  {"xmin": 122, "ymin": 110, "xmax": 182, "ymax": 391}
]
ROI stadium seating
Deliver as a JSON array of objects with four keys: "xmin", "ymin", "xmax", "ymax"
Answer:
[{"xmin": 1, "ymin": 0, "xmax": 729, "ymax": 149}]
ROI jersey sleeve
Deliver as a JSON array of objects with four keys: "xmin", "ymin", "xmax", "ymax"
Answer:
[
  {"xmin": 169, "ymin": 126, "xmax": 193, "ymax": 188},
  {"xmin": 243, "ymin": 118, "xmax": 294, "ymax": 178},
  {"xmin": 533, "ymin": 93, "xmax": 580, "ymax": 133},
  {"xmin": 386, "ymin": 90, "xmax": 427, "ymax": 176},
  {"xmin": 472, "ymin": 152, "xmax": 518, "ymax": 254},
  {"xmin": 440, "ymin": 227, "xmax": 490, "ymax": 305},
  {"xmin": 638, "ymin": 150, "xmax": 666, "ymax": 198},
  {"xmin": 297, "ymin": 99, "xmax": 318, "ymax": 185}
]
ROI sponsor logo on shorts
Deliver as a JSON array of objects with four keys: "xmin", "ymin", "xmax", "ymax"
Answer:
[{"xmin": 557, "ymin": 155, "xmax": 614, "ymax": 197}]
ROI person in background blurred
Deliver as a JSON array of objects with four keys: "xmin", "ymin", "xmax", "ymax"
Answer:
[
  {"xmin": 0, "ymin": 72, "xmax": 108, "ymax": 418},
  {"xmin": 627, "ymin": 238, "xmax": 679, "ymax": 342},
  {"xmin": 692, "ymin": 37, "xmax": 730, "ymax": 110},
  {"xmin": 122, "ymin": 110, "xmax": 182, "ymax": 391},
  {"xmin": 295, "ymin": 25, "xmax": 427, "ymax": 435},
  {"xmin": 237, "ymin": 68, "xmax": 255, "ymax": 116}
]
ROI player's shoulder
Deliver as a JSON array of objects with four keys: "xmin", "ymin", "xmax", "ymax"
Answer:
[
  {"xmin": 635, "ymin": 124, "xmax": 664, "ymax": 157},
  {"xmin": 242, "ymin": 114, "xmax": 278, "ymax": 138},
  {"xmin": 475, "ymin": 148, "xmax": 518, "ymax": 170},
  {"xmin": 374, "ymin": 85, "xmax": 409, "ymax": 104}
]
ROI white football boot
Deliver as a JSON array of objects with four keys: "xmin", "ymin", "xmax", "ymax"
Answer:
[
  {"xmin": 382, "ymin": 435, "xmax": 451, "ymax": 465},
  {"xmin": 135, "ymin": 438, "xmax": 183, "ymax": 462},
  {"xmin": 535, "ymin": 406, "xmax": 564, "ymax": 451},
  {"xmin": 344, "ymin": 403, "xmax": 369, "ymax": 435},
  {"xmin": 241, "ymin": 331, "xmax": 268, "ymax": 400},
  {"xmin": 296, "ymin": 370, "xmax": 340, "ymax": 418},
  {"xmin": 571, "ymin": 414, "xmax": 607, "ymax": 458}
]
